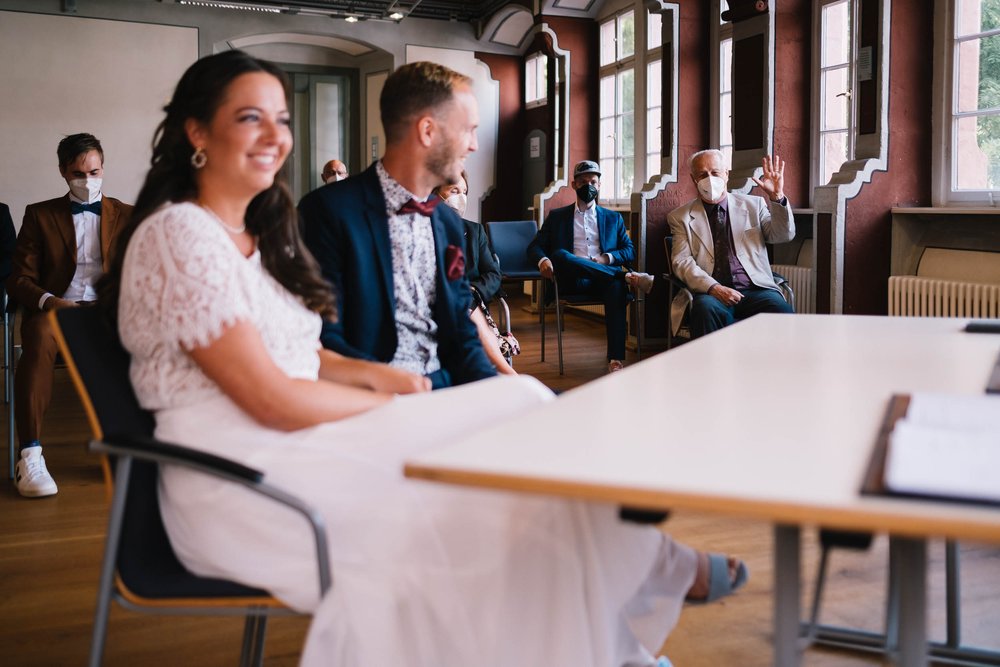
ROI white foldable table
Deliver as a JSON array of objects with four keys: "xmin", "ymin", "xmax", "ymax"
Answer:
[{"xmin": 405, "ymin": 314, "xmax": 1000, "ymax": 666}]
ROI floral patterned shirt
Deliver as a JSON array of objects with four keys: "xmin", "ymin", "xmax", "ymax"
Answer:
[{"xmin": 376, "ymin": 161, "xmax": 440, "ymax": 376}]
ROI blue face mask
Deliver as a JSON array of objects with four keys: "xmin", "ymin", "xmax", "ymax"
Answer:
[{"xmin": 575, "ymin": 183, "xmax": 598, "ymax": 204}]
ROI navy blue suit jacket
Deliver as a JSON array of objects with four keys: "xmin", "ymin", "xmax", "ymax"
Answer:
[
  {"xmin": 298, "ymin": 164, "xmax": 496, "ymax": 387},
  {"xmin": 526, "ymin": 203, "xmax": 635, "ymax": 271}
]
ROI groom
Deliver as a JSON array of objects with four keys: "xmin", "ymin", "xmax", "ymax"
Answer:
[{"xmin": 299, "ymin": 62, "xmax": 495, "ymax": 389}]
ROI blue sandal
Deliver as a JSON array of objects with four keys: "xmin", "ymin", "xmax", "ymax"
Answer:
[{"xmin": 692, "ymin": 552, "xmax": 748, "ymax": 604}]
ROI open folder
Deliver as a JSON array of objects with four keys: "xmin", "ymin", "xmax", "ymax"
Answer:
[{"xmin": 862, "ymin": 393, "xmax": 1000, "ymax": 505}]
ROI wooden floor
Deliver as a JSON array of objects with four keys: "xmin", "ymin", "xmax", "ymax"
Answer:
[{"xmin": 1, "ymin": 293, "xmax": 998, "ymax": 666}]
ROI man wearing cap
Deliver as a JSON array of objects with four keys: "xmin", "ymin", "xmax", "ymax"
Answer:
[{"xmin": 527, "ymin": 160, "xmax": 635, "ymax": 373}]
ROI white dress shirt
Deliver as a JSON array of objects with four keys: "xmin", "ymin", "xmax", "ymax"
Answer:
[
  {"xmin": 38, "ymin": 193, "xmax": 103, "ymax": 309},
  {"xmin": 572, "ymin": 202, "xmax": 613, "ymax": 264}
]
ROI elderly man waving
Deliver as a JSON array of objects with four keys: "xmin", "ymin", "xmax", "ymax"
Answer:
[{"xmin": 664, "ymin": 150, "xmax": 794, "ymax": 338}]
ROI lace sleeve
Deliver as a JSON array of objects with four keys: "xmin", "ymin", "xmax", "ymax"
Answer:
[{"xmin": 120, "ymin": 203, "xmax": 256, "ymax": 351}]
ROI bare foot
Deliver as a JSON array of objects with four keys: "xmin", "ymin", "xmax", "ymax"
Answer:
[{"xmin": 686, "ymin": 551, "xmax": 741, "ymax": 601}]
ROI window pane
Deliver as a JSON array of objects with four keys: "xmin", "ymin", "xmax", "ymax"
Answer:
[
  {"xmin": 720, "ymin": 38, "xmax": 733, "ymax": 94},
  {"xmin": 618, "ymin": 157, "xmax": 635, "ymax": 199},
  {"xmin": 955, "ymin": 114, "xmax": 1000, "ymax": 189},
  {"xmin": 600, "ymin": 19, "xmax": 617, "ymax": 66},
  {"xmin": 525, "ymin": 58, "xmax": 537, "ymax": 103},
  {"xmin": 822, "ymin": 66, "xmax": 850, "ymax": 130},
  {"xmin": 619, "ymin": 69, "xmax": 635, "ymax": 114},
  {"xmin": 958, "ymin": 0, "xmax": 1000, "ymax": 37},
  {"xmin": 537, "ymin": 55, "xmax": 548, "ymax": 101},
  {"xmin": 957, "ymin": 35, "xmax": 1000, "ymax": 112},
  {"xmin": 647, "ymin": 11, "xmax": 662, "ymax": 50},
  {"xmin": 721, "ymin": 145, "xmax": 733, "ymax": 167},
  {"xmin": 822, "ymin": 131, "xmax": 849, "ymax": 184},
  {"xmin": 620, "ymin": 112, "xmax": 635, "ymax": 156},
  {"xmin": 647, "ymin": 59, "xmax": 662, "ymax": 106},
  {"xmin": 619, "ymin": 11, "xmax": 635, "ymax": 59},
  {"xmin": 600, "ymin": 117, "xmax": 616, "ymax": 160},
  {"xmin": 647, "ymin": 152, "xmax": 661, "ymax": 180},
  {"xmin": 720, "ymin": 92, "xmax": 732, "ymax": 147},
  {"xmin": 600, "ymin": 159, "xmax": 615, "ymax": 188},
  {"xmin": 647, "ymin": 106, "xmax": 662, "ymax": 153},
  {"xmin": 600, "ymin": 75, "xmax": 616, "ymax": 117},
  {"xmin": 821, "ymin": 0, "xmax": 851, "ymax": 68}
]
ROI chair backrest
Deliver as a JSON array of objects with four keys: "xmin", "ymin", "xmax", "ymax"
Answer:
[
  {"xmin": 52, "ymin": 307, "xmax": 263, "ymax": 598},
  {"xmin": 486, "ymin": 220, "xmax": 542, "ymax": 280}
]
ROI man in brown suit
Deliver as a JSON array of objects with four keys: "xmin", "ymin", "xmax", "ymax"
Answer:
[{"xmin": 6, "ymin": 133, "xmax": 131, "ymax": 497}]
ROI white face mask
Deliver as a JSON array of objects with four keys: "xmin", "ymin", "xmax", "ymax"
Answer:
[
  {"xmin": 696, "ymin": 175, "xmax": 727, "ymax": 203},
  {"xmin": 445, "ymin": 193, "xmax": 468, "ymax": 218},
  {"xmin": 68, "ymin": 177, "xmax": 102, "ymax": 204}
]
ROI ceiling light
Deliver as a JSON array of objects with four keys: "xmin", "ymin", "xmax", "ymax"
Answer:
[
  {"xmin": 178, "ymin": 0, "xmax": 281, "ymax": 12},
  {"xmin": 389, "ymin": 11, "xmax": 404, "ymax": 20},
  {"xmin": 344, "ymin": 15, "xmax": 359, "ymax": 22}
]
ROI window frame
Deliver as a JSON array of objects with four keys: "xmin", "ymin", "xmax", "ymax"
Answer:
[
  {"xmin": 599, "ymin": 7, "xmax": 638, "ymax": 204},
  {"xmin": 933, "ymin": 0, "xmax": 1000, "ymax": 205},
  {"xmin": 811, "ymin": 0, "xmax": 859, "ymax": 192},
  {"xmin": 646, "ymin": 10, "xmax": 664, "ymax": 179},
  {"xmin": 711, "ymin": 0, "xmax": 734, "ymax": 165},
  {"xmin": 525, "ymin": 51, "xmax": 548, "ymax": 109}
]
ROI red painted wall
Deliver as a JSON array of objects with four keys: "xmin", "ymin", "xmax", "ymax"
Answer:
[
  {"xmin": 477, "ymin": 51, "xmax": 524, "ymax": 223},
  {"xmin": 840, "ymin": 1, "xmax": 933, "ymax": 315}
]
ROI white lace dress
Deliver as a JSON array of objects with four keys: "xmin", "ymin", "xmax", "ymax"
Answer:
[{"xmin": 118, "ymin": 202, "xmax": 698, "ymax": 667}]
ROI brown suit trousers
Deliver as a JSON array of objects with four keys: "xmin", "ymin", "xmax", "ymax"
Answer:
[{"xmin": 6, "ymin": 195, "xmax": 131, "ymax": 443}]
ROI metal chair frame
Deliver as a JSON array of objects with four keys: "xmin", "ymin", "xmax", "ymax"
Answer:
[{"xmin": 49, "ymin": 308, "xmax": 331, "ymax": 667}]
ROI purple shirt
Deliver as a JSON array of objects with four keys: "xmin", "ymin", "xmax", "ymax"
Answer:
[{"xmin": 703, "ymin": 197, "xmax": 751, "ymax": 290}]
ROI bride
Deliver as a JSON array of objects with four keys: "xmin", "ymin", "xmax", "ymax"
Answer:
[{"xmin": 99, "ymin": 50, "xmax": 744, "ymax": 666}]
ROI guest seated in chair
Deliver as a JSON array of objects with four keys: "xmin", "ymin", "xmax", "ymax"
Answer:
[
  {"xmin": 527, "ymin": 160, "xmax": 635, "ymax": 374},
  {"xmin": 99, "ymin": 51, "xmax": 748, "ymax": 666},
  {"xmin": 665, "ymin": 149, "xmax": 794, "ymax": 338},
  {"xmin": 6, "ymin": 133, "xmax": 132, "ymax": 497},
  {"xmin": 299, "ymin": 62, "xmax": 496, "ymax": 390},
  {"xmin": 434, "ymin": 172, "xmax": 517, "ymax": 375}
]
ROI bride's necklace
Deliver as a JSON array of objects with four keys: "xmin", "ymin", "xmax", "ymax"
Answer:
[{"xmin": 200, "ymin": 203, "xmax": 247, "ymax": 234}]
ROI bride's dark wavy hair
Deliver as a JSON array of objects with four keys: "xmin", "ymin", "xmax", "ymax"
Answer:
[{"xmin": 99, "ymin": 49, "xmax": 335, "ymax": 324}]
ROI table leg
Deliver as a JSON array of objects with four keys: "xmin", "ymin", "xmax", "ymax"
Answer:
[
  {"xmin": 774, "ymin": 524, "xmax": 802, "ymax": 667},
  {"xmin": 891, "ymin": 537, "xmax": 927, "ymax": 667}
]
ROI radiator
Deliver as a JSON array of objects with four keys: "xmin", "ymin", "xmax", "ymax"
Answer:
[
  {"xmin": 772, "ymin": 264, "xmax": 814, "ymax": 314},
  {"xmin": 888, "ymin": 275, "xmax": 1000, "ymax": 318}
]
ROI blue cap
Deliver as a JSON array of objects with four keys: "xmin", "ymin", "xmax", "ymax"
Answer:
[{"xmin": 573, "ymin": 160, "xmax": 601, "ymax": 178}]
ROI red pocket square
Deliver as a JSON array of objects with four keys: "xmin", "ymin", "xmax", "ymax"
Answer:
[{"xmin": 445, "ymin": 244, "xmax": 466, "ymax": 281}]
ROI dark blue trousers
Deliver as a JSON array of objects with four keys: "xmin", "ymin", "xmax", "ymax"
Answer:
[
  {"xmin": 690, "ymin": 286, "xmax": 792, "ymax": 338},
  {"xmin": 549, "ymin": 249, "xmax": 629, "ymax": 361}
]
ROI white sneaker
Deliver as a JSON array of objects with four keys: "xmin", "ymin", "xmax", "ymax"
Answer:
[
  {"xmin": 626, "ymin": 271, "xmax": 655, "ymax": 294},
  {"xmin": 15, "ymin": 447, "xmax": 58, "ymax": 498}
]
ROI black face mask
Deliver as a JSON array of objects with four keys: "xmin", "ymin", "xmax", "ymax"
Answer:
[{"xmin": 576, "ymin": 183, "xmax": 599, "ymax": 204}]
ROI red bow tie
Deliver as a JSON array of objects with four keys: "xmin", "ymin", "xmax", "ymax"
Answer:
[{"xmin": 397, "ymin": 197, "xmax": 439, "ymax": 217}]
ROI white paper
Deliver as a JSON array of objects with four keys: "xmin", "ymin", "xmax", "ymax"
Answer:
[{"xmin": 883, "ymin": 393, "xmax": 1000, "ymax": 502}]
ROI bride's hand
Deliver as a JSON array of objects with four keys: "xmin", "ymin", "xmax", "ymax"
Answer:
[{"xmin": 367, "ymin": 365, "xmax": 431, "ymax": 395}]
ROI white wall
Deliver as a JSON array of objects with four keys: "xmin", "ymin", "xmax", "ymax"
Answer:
[
  {"xmin": 405, "ymin": 46, "xmax": 500, "ymax": 224},
  {"xmin": 0, "ymin": 10, "xmax": 198, "ymax": 227}
]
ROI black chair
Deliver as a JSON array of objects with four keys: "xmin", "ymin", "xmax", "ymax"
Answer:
[
  {"xmin": 3, "ymin": 288, "xmax": 15, "ymax": 479},
  {"xmin": 49, "ymin": 307, "xmax": 331, "ymax": 667},
  {"xmin": 485, "ymin": 220, "xmax": 548, "ymax": 363}
]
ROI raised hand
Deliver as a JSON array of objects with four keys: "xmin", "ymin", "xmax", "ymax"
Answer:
[{"xmin": 751, "ymin": 154, "xmax": 785, "ymax": 203}]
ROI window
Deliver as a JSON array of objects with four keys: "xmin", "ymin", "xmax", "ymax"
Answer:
[
  {"xmin": 950, "ymin": 0, "xmax": 1000, "ymax": 198},
  {"xmin": 525, "ymin": 52, "xmax": 548, "ymax": 108},
  {"xmin": 599, "ymin": 9, "xmax": 636, "ymax": 202},
  {"xmin": 646, "ymin": 10, "xmax": 663, "ymax": 178},
  {"xmin": 815, "ymin": 0, "xmax": 855, "ymax": 186},
  {"xmin": 716, "ymin": 3, "xmax": 734, "ymax": 165}
]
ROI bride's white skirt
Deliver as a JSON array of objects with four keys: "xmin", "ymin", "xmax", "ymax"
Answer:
[{"xmin": 154, "ymin": 375, "xmax": 697, "ymax": 667}]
